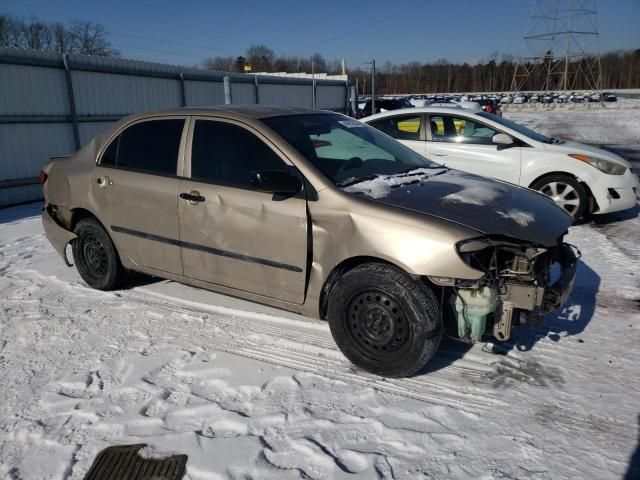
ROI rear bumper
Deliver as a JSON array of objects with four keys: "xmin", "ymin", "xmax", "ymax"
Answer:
[{"xmin": 42, "ymin": 207, "xmax": 76, "ymax": 266}]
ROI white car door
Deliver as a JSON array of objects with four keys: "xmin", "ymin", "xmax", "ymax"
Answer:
[
  {"xmin": 425, "ymin": 113, "xmax": 522, "ymax": 184},
  {"xmin": 366, "ymin": 113, "xmax": 426, "ymax": 157}
]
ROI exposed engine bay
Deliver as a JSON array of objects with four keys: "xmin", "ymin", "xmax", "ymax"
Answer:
[{"xmin": 432, "ymin": 237, "xmax": 578, "ymax": 342}]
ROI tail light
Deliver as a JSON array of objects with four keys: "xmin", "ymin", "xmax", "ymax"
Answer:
[{"xmin": 39, "ymin": 170, "xmax": 48, "ymax": 186}]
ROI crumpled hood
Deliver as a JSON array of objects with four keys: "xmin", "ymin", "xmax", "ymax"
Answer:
[{"xmin": 343, "ymin": 168, "xmax": 573, "ymax": 246}]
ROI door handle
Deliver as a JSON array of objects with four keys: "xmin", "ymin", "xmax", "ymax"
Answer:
[
  {"xmin": 95, "ymin": 176, "xmax": 113, "ymax": 187},
  {"xmin": 432, "ymin": 153, "xmax": 448, "ymax": 157},
  {"xmin": 179, "ymin": 191, "xmax": 206, "ymax": 204}
]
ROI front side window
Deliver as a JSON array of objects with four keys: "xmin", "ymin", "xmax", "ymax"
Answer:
[
  {"xmin": 190, "ymin": 120, "xmax": 287, "ymax": 187},
  {"xmin": 369, "ymin": 115, "xmax": 422, "ymax": 141},
  {"xmin": 428, "ymin": 115, "xmax": 498, "ymax": 145},
  {"xmin": 100, "ymin": 119, "xmax": 184, "ymax": 175},
  {"xmin": 263, "ymin": 114, "xmax": 438, "ymax": 186}
]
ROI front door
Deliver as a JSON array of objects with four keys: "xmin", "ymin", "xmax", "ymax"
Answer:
[
  {"xmin": 425, "ymin": 114, "xmax": 522, "ymax": 184},
  {"xmin": 367, "ymin": 113, "xmax": 427, "ymax": 157},
  {"xmin": 91, "ymin": 117, "xmax": 187, "ymax": 275},
  {"xmin": 178, "ymin": 118, "xmax": 308, "ymax": 304}
]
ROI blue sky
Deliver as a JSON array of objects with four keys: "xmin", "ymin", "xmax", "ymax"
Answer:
[{"xmin": 3, "ymin": 0, "xmax": 639, "ymax": 68}]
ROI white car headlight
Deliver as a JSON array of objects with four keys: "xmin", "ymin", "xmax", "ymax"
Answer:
[{"xmin": 568, "ymin": 154, "xmax": 627, "ymax": 175}]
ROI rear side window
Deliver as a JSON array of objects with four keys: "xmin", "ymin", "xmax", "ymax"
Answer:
[
  {"xmin": 100, "ymin": 119, "xmax": 184, "ymax": 175},
  {"xmin": 369, "ymin": 115, "xmax": 422, "ymax": 141},
  {"xmin": 190, "ymin": 120, "xmax": 286, "ymax": 188}
]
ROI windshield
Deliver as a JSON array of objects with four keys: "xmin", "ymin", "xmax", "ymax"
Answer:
[
  {"xmin": 476, "ymin": 112, "xmax": 559, "ymax": 144},
  {"xmin": 262, "ymin": 114, "xmax": 440, "ymax": 187}
]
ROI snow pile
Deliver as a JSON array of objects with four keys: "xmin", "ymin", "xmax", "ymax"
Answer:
[
  {"xmin": 343, "ymin": 168, "xmax": 445, "ymax": 198},
  {"xmin": 436, "ymin": 173, "xmax": 509, "ymax": 206},
  {"xmin": 496, "ymin": 208, "xmax": 536, "ymax": 226}
]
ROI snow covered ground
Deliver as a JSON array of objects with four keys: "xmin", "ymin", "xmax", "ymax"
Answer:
[{"xmin": 1, "ymin": 114, "xmax": 640, "ymax": 479}]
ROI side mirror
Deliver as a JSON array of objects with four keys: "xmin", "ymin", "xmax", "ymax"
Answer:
[
  {"xmin": 250, "ymin": 170, "xmax": 302, "ymax": 195},
  {"xmin": 492, "ymin": 133, "xmax": 514, "ymax": 146}
]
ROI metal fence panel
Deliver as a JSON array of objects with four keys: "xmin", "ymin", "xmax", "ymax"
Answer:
[
  {"xmin": 0, "ymin": 47, "xmax": 349, "ymax": 207},
  {"xmin": 317, "ymin": 85, "xmax": 347, "ymax": 110},
  {"xmin": 0, "ymin": 123, "xmax": 75, "ymax": 204},
  {"xmin": 72, "ymin": 71, "xmax": 181, "ymax": 115},
  {"xmin": 259, "ymin": 84, "xmax": 313, "ymax": 107},
  {"xmin": 184, "ymin": 80, "xmax": 225, "ymax": 106},
  {"xmin": 79, "ymin": 122, "xmax": 117, "ymax": 146},
  {"xmin": 231, "ymin": 82, "xmax": 257, "ymax": 105},
  {"xmin": 0, "ymin": 64, "xmax": 69, "ymax": 116}
]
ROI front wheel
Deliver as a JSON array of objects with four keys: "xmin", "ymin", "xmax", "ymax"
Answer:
[
  {"xmin": 531, "ymin": 174, "xmax": 588, "ymax": 220},
  {"xmin": 327, "ymin": 263, "xmax": 442, "ymax": 377},
  {"xmin": 72, "ymin": 217, "xmax": 126, "ymax": 290}
]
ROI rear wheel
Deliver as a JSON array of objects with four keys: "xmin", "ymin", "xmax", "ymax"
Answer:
[
  {"xmin": 531, "ymin": 174, "xmax": 588, "ymax": 220},
  {"xmin": 72, "ymin": 217, "xmax": 126, "ymax": 290},
  {"xmin": 328, "ymin": 263, "xmax": 442, "ymax": 377}
]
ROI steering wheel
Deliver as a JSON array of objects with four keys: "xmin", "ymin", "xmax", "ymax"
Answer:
[{"xmin": 336, "ymin": 156, "xmax": 364, "ymax": 176}]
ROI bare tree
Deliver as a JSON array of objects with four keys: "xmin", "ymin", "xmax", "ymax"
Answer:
[
  {"xmin": 0, "ymin": 14, "xmax": 25, "ymax": 48},
  {"xmin": 246, "ymin": 44, "xmax": 274, "ymax": 71},
  {"xmin": 69, "ymin": 20, "xmax": 119, "ymax": 56},
  {"xmin": 202, "ymin": 56, "xmax": 236, "ymax": 72},
  {"xmin": 0, "ymin": 14, "xmax": 118, "ymax": 57},
  {"xmin": 21, "ymin": 16, "xmax": 52, "ymax": 50},
  {"xmin": 50, "ymin": 22, "xmax": 73, "ymax": 53}
]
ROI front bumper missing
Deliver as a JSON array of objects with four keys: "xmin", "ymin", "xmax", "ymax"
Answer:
[
  {"xmin": 42, "ymin": 208, "xmax": 76, "ymax": 267},
  {"xmin": 541, "ymin": 244, "xmax": 577, "ymax": 313},
  {"xmin": 493, "ymin": 244, "xmax": 577, "ymax": 341}
]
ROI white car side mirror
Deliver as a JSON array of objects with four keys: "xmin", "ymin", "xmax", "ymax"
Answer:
[{"xmin": 493, "ymin": 133, "xmax": 514, "ymax": 145}]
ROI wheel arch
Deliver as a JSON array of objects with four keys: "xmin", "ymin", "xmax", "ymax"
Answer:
[
  {"xmin": 319, "ymin": 255, "xmax": 410, "ymax": 320},
  {"xmin": 528, "ymin": 171, "xmax": 597, "ymax": 213}
]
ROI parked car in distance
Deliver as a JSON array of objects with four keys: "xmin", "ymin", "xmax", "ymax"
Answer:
[
  {"xmin": 357, "ymin": 97, "xmax": 414, "ymax": 118},
  {"xmin": 477, "ymin": 98, "xmax": 502, "ymax": 116},
  {"xmin": 42, "ymin": 106, "xmax": 577, "ymax": 377},
  {"xmin": 362, "ymin": 107, "xmax": 639, "ymax": 219}
]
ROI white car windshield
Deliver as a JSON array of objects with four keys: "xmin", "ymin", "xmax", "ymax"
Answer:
[{"xmin": 477, "ymin": 112, "xmax": 563, "ymax": 144}]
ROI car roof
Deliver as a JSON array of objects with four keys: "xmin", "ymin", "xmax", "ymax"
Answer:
[
  {"xmin": 362, "ymin": 106, "xmax": 484, "ymax": 122},
  {"xmin": 121, "ymin": 105, "xmax": 327, "ymax": 123}
]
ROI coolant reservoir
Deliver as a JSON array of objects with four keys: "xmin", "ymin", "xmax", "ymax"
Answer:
[{"xmin": 455, "ymin": 287, "xmax": 498, "ymax": 342}]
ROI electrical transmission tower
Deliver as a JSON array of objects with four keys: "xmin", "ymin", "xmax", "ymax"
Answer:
[{"xmin": 511, "ymin": 0, "xmax": 602, "ymax": 92}]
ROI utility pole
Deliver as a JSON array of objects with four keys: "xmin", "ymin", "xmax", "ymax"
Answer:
[
  {"xmin": 311, "ymin": 56, "xmax": 316, "ymax": 109},
  {"xmin": 366, "ymin": 59, "xmax": 376, "ymax": 113}
]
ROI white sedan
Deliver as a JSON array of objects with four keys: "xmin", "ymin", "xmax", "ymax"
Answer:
[{"xmin": 362, "ymin": 107, "xmax": 639, "ymax": 219}]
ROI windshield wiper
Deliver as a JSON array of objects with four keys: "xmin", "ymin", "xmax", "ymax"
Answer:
[{"xmin": 338, "ymin": 174, "xmax": 378, "ymax": 188}]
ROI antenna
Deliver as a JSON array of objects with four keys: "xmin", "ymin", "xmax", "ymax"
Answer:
[{"xmin": 511, "ymin": 0, "xmax": 602, "ymax": 93}]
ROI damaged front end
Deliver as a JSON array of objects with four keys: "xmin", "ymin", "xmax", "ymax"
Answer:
[{"xmin": 431, "ymin": 237, "xmax": 578, "ymax": 343}]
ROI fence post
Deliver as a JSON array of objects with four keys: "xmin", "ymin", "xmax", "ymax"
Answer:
[
  {"xmin": 254, "ymin": 75, "xmax": 260, "ymax": 104},
  {"xmin": 223, "ymin": 76, "xmax": 232, "ymax": 105},
  {"xmin": 349, "ymin": 85, "xmax": 358, "ymax": 117},
  {"xmin": 62, "ymin": 53, "xmax": 81, "ymax": 150},
  {"xmin": 179, "ymin": 73, "xmax": 186, "ymax": 107}
]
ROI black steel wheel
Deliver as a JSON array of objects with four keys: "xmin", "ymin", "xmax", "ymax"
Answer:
[
  {"xmin": 345, "ymin": 290, "xmax": 412, "ymax": 362},
  {"xmin": 328, "ymin": 263, "xmax": 442, "ymax": 377},
  {"xmin": 72, "ymin": 217, "xmax": 126, "ymax": 290}
]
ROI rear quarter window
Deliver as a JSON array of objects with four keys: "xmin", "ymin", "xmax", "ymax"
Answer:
[{"xmin": 100, "ymin": 119, "xmax": 184, "ymax": 175}]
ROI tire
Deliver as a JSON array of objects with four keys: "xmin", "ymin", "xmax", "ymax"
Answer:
[
  {"xmin": 72, "ymin": 217, "xmax": 126, "ymax": 290},
  {"xmin": 531, "ymin": 174, "xmax": 588, "ymax": 220},
  {"xmin": 327, "ymin": 263, "xmax": 442, "ymax": 378}
]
